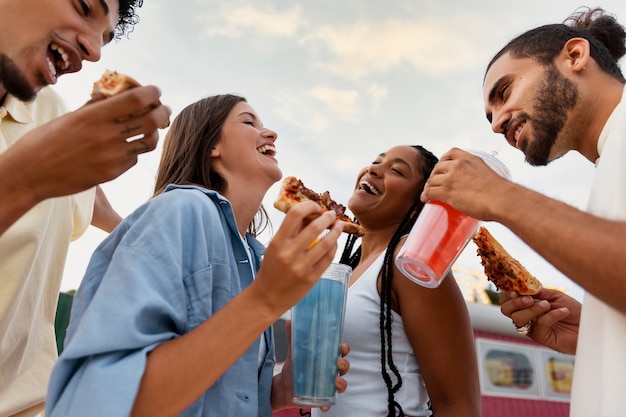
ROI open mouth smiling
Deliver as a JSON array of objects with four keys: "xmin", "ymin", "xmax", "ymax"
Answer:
[
  {"xmin": 506, "ymin": 120, "xmax": 525, "ymax": 148},
  {"xmin": 257, "ymin": 144, "xmax": 276, "ymax": 157},
  {"xmin": 359, "ymin": 180, "xmax": 381, "ymax": 195},
  {"xmin": 47, "ymin": 43, "xmax": 70, "ymax": 80}
]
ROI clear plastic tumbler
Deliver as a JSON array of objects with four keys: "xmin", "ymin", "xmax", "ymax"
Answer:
[{"xmin": 291, "ymin": 263, "xmax": 351, "ymax": 406}]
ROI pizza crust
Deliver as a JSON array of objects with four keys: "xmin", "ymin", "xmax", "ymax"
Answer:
[
  {"xmin": 472, "ymin": 226, "xmax": 542, "ymax": 295},
  {"xmin": 339, "ymin": 219, "xmax": 366, "ymax": 236},
  {"xmin": 273, "ymin": 198, "xmax": 294, "ymax": 216}
]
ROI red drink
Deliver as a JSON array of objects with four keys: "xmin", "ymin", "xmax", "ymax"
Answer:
[
  {"xmin": 396, "ymin": 149, "xmax": 511, "ymax": 288},
  {"xmin": 396, "ymin": 201, "xmax": 479, "ymax": 287}
]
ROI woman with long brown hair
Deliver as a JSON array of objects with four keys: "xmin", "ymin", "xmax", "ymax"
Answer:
[{"xmin": 46, "ymin": 94, "xmax": 348, "ymax": 417}]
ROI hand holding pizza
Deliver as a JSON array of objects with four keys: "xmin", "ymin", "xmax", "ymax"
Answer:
[
  {"xmin": 473, "ymin": 226, "xmax": 580, "ymax": 354},
  {"xmin": 473, "ymin": 226, "xmax": 542, "ymax": 295},
  {"xmin": 90, "ymin": 70, "xmax": 170, "ymax": 128},
  {"xmin": 274, "ymin": 176, "xmax": 365, "ymax": 236},
  {"xmin": 251, "ymin": 200, "xmax": 343, "ymax": 315},
  {"xmin": 10, "ymin": 81, "xmax": 171, "ymax": 204},
  {"xmin": 499, "ymin": 288, "xmax": 581, "ymax": 355}
]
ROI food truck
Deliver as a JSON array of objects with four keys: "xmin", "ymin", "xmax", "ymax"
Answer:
[{"xmin": 469, "ymin": 302, "xmax": 572, "ymax": 417}]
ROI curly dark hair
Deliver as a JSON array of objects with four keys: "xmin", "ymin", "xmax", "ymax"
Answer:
[
  {"xmin": 114, "ymin": 0, "xmax": 144, "ymax": 40},
  {"xmin": 339, "ymin": 145, "xmax": 439, "ymax": 417},
  {"xmin": 486, "ymin": 7, "xmax": 626, "ymax": 83}
]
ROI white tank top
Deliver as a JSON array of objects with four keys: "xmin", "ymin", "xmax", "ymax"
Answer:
[{"xmin": 313, "ymin": 252, "xmax": 431, "ymax": 417}]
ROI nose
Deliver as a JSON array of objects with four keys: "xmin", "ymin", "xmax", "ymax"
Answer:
[
  {"xmin": 76, "ymin": 31, "xmax": 104, "ymax": 62},
  {"xmin": 367, "ymin": 163, "xmax": 381, "ymax": 177},
  {"xmin": 491, "ymin": 109, "xmax": 509, "ymax": 135},
  {"xmin": 261, "ymin": 128, "xmax": 278, "ymax": 141}
]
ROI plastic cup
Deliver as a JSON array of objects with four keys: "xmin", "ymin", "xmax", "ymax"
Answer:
[
  {"xmin": 395, "ymin": 149, "xmax": 511, "ymax": 288},
  {"xmin": 291, "ymin": 263, "xmax": 351, "ymax": 406}
]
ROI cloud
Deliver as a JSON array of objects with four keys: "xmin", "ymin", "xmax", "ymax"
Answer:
[
  {"xmin": 272, "ymin": 91, "xmax": 330, "ymax": 132},
  {"xmin": 367, "ymin": 83, "xmax": 389, "ymax": 111},
  {"xmin": 272, "ymin": 83, "xmax": 387, "ymax": 133},
  {"xmin": 308, "ymin": 86, "xmax": 359, "ymax": 122},
  {"xmin": 197, "ymin": 4, "xmax": 304, "ymax": 38},
  {"xmin": 273, "ymin": 86, "xmax": 360, "ymax": 131},
  {"xmin": 193, "ymin": 3, "xmax": 489, "ymax": 82},
  {"xmin": 301, "ymin": 18, "xmax": 479, "ymax": 79}
]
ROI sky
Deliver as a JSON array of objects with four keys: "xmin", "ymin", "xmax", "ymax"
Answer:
[{"xmin": 56, "ymin": 0, "xmax": 626, "ymax": 301}]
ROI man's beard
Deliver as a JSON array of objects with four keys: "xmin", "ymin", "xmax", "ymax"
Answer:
[
  {"xmin": 522, "ymin": 65, "xmax": 579, "ymax": 166},
  {"xmin": 0, "ymin": 54, "xmax": 37, "ymax": 102}
]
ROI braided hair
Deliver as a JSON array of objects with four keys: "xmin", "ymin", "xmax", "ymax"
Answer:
[{"xmin": 339, "ymin": 145, "xmax": 439, "ymax": 416}]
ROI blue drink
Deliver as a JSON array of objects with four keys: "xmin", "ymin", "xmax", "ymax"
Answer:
[{"xmin": 291, "ymin": 264, "xmax": 350, "ymax": 406}]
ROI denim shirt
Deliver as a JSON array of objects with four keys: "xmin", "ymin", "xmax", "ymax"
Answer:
[{"xmin": 46, "ymin": 185, "xmax": 275, "ymax": 417}]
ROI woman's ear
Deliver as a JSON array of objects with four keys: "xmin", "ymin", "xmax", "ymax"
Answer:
[{"xmin": 210, "ymin": 146, "xmax": 220, "ymax": 158}]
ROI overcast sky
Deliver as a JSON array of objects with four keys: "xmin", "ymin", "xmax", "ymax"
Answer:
[{"xmin": 56, "ymin": 0, "xmax": 626, "ymax": 301}]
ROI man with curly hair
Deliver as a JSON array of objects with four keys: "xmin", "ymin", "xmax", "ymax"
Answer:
[{"xmin": 0, "ymin": 1, "xmax": 171, "ymax": 416}]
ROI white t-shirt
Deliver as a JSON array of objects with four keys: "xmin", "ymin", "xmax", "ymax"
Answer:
[
  {"xmin": 0, "ymin": 88, "xmax": 95, "ymax": 417},
  {"xmin": 570, "ymin": 85, "xmax": 626, "ymax": 417}
]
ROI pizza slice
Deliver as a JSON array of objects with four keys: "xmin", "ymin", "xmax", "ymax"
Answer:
[
  {"xmin": 274, "ymin": 176, "xmax": 365, "ymax": 237},
  {"xmin": 91, "ymin": 69, "xmax": 169, "ymax": 128},
  {"xmin": 472, "ymin": 226, "xmax": 542, "ymax": 295},
  {"xmin": 91, "ymin": 69, "xmax": 141, "ymax": 98}
]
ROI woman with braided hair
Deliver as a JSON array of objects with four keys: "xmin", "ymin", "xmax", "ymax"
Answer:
[{"xmin": 313, "ymin": 145, "xmax": 480, "ymax": 417}]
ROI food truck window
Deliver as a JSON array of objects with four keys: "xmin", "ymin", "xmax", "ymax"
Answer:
[
  {"xmin": 477, "ymin": 338, "xmax": 541, "ymax": 398},
  {"xmin": 484, "ymin": 349, "xmax": 534, "ymax": 388}
]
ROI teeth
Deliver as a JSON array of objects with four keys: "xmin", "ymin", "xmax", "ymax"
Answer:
[
  {"xmin": 50, "ymin": 44, "xmax": 70, "ymax": 71},
  {"xmin": 47, "ymin": 57, "xmax": 56, "ymax": 78},
  {"xmin": 257, "ymin": 144, "xmax": 276, "ymax": 156},
  {"xmin": 514, "ymin": 123, "xmax": 523, "ymax": 143},
  {"xmin": 359, "ymin": 180, "xmax": 380, "ymax": 195}
]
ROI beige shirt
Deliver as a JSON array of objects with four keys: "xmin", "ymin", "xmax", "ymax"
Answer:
[{"xmin": 0, "ymin": 87, "xmax": 94, "ymax": 417}]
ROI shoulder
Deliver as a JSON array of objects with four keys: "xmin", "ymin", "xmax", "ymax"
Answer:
[
  {"xmin": 28, "ymin": 86, "xmax": 70, "ymax": 118},
  {"xmin": 157, "ymin": 185, "xmax": 218, "ymax": 206},
  {"xmin": 128, "ymin": 186, "xmax": 232, "ymax": 232},
  {"xmin": 3, "ymin": 87, "xmax": 68, "ymax": 126},
  {"xmin": 94, "ymin": 188, "xmax": 229, "ymax": 266},
  {"xmin": 37, "ymin": 85, "xmax": 66, "ymax": 103}
]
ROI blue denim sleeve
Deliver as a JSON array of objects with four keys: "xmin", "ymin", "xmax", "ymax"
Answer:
[{"xmin": 46, "ymin": 188, "xmax": 230, "ymax": 417}]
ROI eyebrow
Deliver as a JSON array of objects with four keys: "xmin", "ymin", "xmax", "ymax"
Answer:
[
  {"xmin": 487, "ymin": 75, "xmax": 508, "ymax": 104},
  {"xmin": 98, "ymin": 0, "xmax": 109, "ymax": 14},
  {"xmin": 377, "ymin": 153, "xmax": 413, "ymax": 170},
  {"xmin": 97, "ymin": 0, "xmax": 115, "ymax": 44},
  {"xmin": 240, "ymin": 111, "xmax": 257, "ymax": 119},
  {"xmin": 239, "ymin": 111, "xmax": 263, "ymax": 127}
]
